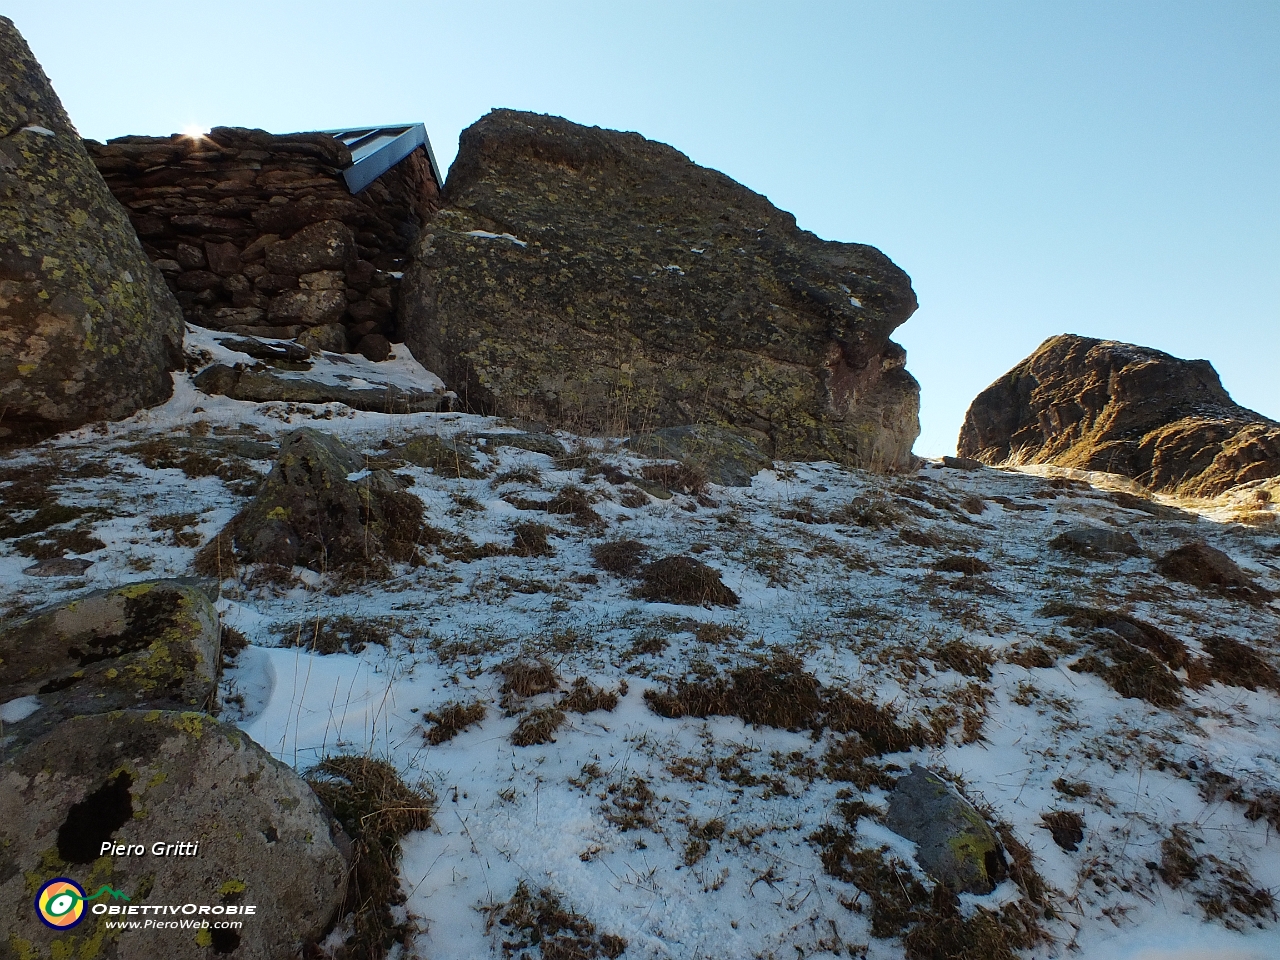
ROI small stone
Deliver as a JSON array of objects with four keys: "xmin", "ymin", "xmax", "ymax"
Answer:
[
  {"xmin": 204, "ymin": 240, "xmax": 242, "ymax": 275},
  {"xmin": 356, "ymin": 333, "xmax": 392, "ymax": 362},
  {"xmin": 22, "ymin": 557, "xmax": 92, "ymax": 577},
  {"xmin": 296, "ymin": 323, "xmax": 350, "ymax": 354}
]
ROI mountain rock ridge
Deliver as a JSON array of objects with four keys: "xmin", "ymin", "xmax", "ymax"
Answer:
[{"xmin": 958, "ymin": 333, "xmax": 1280, "ymax": 497}]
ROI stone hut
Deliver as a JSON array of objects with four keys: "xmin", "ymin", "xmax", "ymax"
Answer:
[{"xmin": 86, "ymin": 124, "xmax": 441, "ymax": 358}]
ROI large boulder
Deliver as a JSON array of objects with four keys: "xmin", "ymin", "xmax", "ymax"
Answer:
[
  {"xmin": 0, "ymin": 580, "xmax": 219, "ymax": 753},
  {"xmin": 0, "ymin": 710, "xmax": 348, "ymax": 960},
  {"xmin": 957, "ymin": 334, "xmax": 1280, "ymax": 498},
  {"xmin": 400, "ymin": 109, "xmax": 920, "ymax": 471},
  {"xmin": 0, "ymin": 17, "xmax": 183, "ymax": 442}
]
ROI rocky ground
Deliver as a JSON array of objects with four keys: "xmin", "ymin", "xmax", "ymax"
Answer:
[{"xmin": 2, "ymin": 328, "xmax": 1279, "ymax": 960}]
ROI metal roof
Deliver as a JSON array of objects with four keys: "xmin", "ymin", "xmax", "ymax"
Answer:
[{"xmin": 323, "ymin": 123, "xmax": 442, "ymax": 195}]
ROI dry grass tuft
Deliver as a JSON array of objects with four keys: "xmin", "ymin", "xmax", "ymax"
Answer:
[
  {"xmin": 1040, "ymin": 810, "xmax": 1085, "ymax": 851},
  {"xmin": 509, "ymin": 521, "xmax": 555, "ymax": 557},
  {"xmin": 933, "ymin": 555, "xmax": 991, "ymax": 576},
  {"xmin": 306, "ymin": 756, "xmax": 434, "ymax": 960},
  {"xmin": 424, "ymin": 700, "xmax": 487, "ymax": 745},
  {"xmin": 559, "ymin": 677, "xmax": 624, "ymax": 714},
  {"xmin": 1201, "ymin": 635, "xmax": 1280, "ymax": 693},
  {"xmin": 632, "ymin": 555, "xmax": 739, "ymax": 607},
  {"xmin": 590, "ymin": 539, "xmax": 649, "ymax": 575},
  {"xmin": 640, "ymin": 462, "xmax": 707, "ymax": 495},
  {"xmin": 500, "ymin": 657, "xmax": 560, "ymax": 702},
  {"xmin": 485, "ymin": 881, "xmax": 627, "ymax": 960},
  {"xmin": 932, "ymin": 639, "xmax": 996, "ymax": 679},
  {"xmin": 511, "ymin": 706, "xmax": 567, "ymax": 746},
  {"xmin": 283, "ymin": 616, "xmax": 396, "ymax": 655}
]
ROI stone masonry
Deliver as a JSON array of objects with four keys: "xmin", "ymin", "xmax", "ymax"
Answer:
[{"xmin": 86, "ymin": 127, "xmax": 440, "ymax": 358}]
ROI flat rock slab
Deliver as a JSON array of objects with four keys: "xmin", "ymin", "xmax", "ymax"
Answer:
[
  {"xmin": 885, "ymin": 765, "xmax": 1008, "ymax": 895},
  {"xmin": 629, "ymin": 424, "xmax": 773, "ymax": 487},
  {"xmin": 0, "ymin": 580, "xmax": 219, "ymax": 751},
  {"xmin": 193, "ymin": 362, "xmax": 448, "ymax": 413},
  {"xmin": 473, "ymin": 431, "xmax": 568, "ymax": 458},
  {"xmin": 0, "ymin": 710, "xmax": 348, "ymax": 960}
]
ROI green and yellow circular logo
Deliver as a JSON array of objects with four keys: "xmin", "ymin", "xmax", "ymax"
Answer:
[{"xmin": 36, "ymin": 878, "xmax": 87, "ymax": 929}]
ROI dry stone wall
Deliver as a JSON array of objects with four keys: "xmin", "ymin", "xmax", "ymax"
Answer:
[{"xmin": 86, "ymin": 127, "xmax": 440, "ymax": 358}]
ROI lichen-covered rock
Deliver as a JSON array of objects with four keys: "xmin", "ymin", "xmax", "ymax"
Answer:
[
  {"xmin": 885, "ymin": 765, "xmax": 1008, "ymax": 895},
  {"xmin": 630, "ymin": 424, "xmax": 773, "ymax": 487},
  {"xmin": 0, "ymin": 580, "xmax": 219, "ymax": 752},
  {"xmin": 0, "ymin": 710, "xmax": 348, "ymax": 960},
  {"xmin": 958, "ymin": 335, "xmax": 1280, "ymax": 498},
  {"xmin": 0, "ymin": 17, "xmax": 183, "ymax": 442},
  {"xmin": 204, "ymin": 427, "xmax": 427, "ymax": 575},
  {"xmin": 400, "ymin": 109, "xmax": 920, "ymax": 471}
]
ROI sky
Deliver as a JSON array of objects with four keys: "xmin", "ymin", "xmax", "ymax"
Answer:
[{"xmin": 8, "ymin": 0, "xmax": 1277, "ymax": 456}]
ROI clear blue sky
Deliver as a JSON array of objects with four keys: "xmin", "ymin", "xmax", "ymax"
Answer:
[{"xmin": 9, "ymin": 1, "xmax": 1277, "ymax": 455}]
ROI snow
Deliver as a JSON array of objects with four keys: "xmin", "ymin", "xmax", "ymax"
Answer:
[
  {"xmin": 3, "ymin": 346, "xmax": 1280, "ymax": 959},
  {"xmin": 466, "ymin": 230, "xmax": 529, "ymax": 247},
  {"xmin": 0, "ymin": 695, "xmax": 42, "ymax": 723}
]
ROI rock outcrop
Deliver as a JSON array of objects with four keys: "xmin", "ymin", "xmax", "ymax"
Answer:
[
  {"xmin": 958, "ymin": 334, "xmax": 1280, "ymax": 497},
  {"xmin": 87, "ymin": 125, "xmax": 440, "ymax": 350},
  {"xmin": 400, "ymin": 109, "xmax": 920, "ymax": 471},
  {"xmin": 0, "ymin": 17, "xmax": 184, "ymax": 442},
  {"xmin": 200, "ymin": 428, "xmax": 427, "ymax": 575},
  {"xmin": 1, "ymin": 710, "xmax": 348, "ymax": 960}
]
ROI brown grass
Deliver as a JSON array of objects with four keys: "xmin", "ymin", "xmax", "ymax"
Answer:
[
  {"xmin": 933, "ymin": 555, "xmax": 991, "ymax": 576},
  {"xmin": 424, "ymin": 701, "xmax": 487, "ymax": 745},
  {"xmin": 283, "ymin": 616, "xmax": 395, "ymax": 655},
  {"xmin": 485, "ymin": 881, "xmax": 627, "ymax": 960},
  {"xmin": 590, "ymin": 539, "xmax": 648, "ymax": 575},
  {"xmin": 1201, "ymin": 635, "xmax": 1280, "ymax": 693},
  {"xmin": 559, "ymin": 678, "xmax": 624, "ymax": 714},
  {"xmin": 1040, "ymin": 810, "xmax": 1085, "ymax": 851},
  {"xmin": 306, "ymin": 756, "xmax": 434, "ymax": 960},
  {"xmin": 509, "ymin": 522, "xmax": 555, "ymax": 557},
  {"xmin": 632, "ymin": 555, "xmax": 739, "ymax": 607},
  {"xmin": 640, "ymin": 462, "xmax": 707, "ymax": 496},
  {"xmin": 500, "ymin": 657, "xmax": 559, "ymax": 703},
  {"xmin": 511, "ymin": 706, "xmax": 567, "ymax": 746}
]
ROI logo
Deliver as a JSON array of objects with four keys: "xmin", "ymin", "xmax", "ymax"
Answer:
[{"xmin": 35, "ymin": 878, "xmax": 130, "ymax": 929}]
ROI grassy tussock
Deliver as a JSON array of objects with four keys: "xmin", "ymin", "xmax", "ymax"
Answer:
[
  {"xmin": 485, "ymin": 881, "xmax": 627, "ymax": 959},
  {"xmin": 632, "ymin": 555, "xmax": 739, "ymax": 607},
  {"xmin": 306, "ymin": 756, "xmax": 434, "ymax": 960},
  {"xmin": 424, "ymin": 701, "xmax": 487, "ymax": 745}
]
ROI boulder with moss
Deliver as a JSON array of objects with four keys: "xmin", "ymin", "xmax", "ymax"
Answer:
[
  {"xmin": 885, "ymin": 765, "xmax": 1008, "ymax": 895},
  {"xmin": 958, "ymin": 334, "xmax": 1280, "ymax": 497},
  {"xmin": 200, "ymin": 427, "xmax": 427, "ymax": 575},
  {"xmin": 399, "ymin": 109, "xmax": 920, "ymax": 471},
  {"xmin": 0, "ymin": 710, "xmax": 349, "ymax": 960},
  {"xmin": 0, "ymin": 17, "xmax": 184, "ymax": 442},
  {"xmin": 0, "ymin": 580, "xmax": 219, "ymax": 753}
]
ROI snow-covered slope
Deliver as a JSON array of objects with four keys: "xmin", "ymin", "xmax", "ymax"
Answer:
[{"xmin": 2, "ymin": 350, "xmax": 1278, "ymax": 960}]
